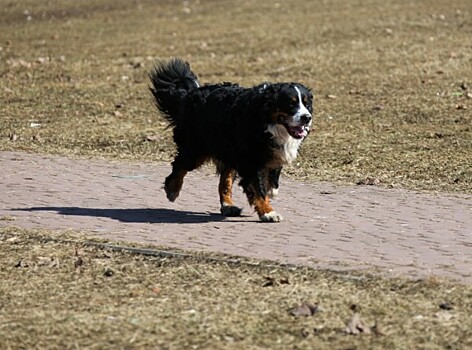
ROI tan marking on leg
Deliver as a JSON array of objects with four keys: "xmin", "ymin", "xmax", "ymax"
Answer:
[
  {"xmin": 243, "ymin": 182, "xmax": 281, "ymax": 221},
  {"xmin": 252, "ymin": 196, "xmax": 274, "ymax": 217},
  {"xmin": 219, "ymin": 168, "xmax": 242, "ymax": 216},
  {"xmin": 253, "ymin": 196, "xmax": 282, "ymax": 222},
  {"xmin": 218, "ymin": 168, "xmax": 236, "ymax": 207}
]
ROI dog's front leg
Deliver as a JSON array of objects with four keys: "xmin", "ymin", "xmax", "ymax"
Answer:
[
  {"xmin": 242, "ymin": 171, "xmax": 283, "ymax": 223},
  {"xmin": 255, "ymin": 196, "xmax": 283, "ymax": 222},
  {"xmin": 267, "ymin": 167, "xmax": 282, "ymax": 198}
]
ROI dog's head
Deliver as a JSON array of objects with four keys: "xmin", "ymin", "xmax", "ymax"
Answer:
[{"xmin": 262, "ymin": 83, "xmax": 313, "ymax": 140}]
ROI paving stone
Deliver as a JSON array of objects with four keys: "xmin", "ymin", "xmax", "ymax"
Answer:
[{"xmin": 1, "ymin": 151, "xmax": 471, "ymax": 283}]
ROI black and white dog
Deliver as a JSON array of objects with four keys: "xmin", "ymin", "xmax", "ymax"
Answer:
[{"xmin": 150, "ymin": 58, "xmax": 313, "ymax": 222}]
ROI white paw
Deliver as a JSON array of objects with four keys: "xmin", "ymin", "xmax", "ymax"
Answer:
[{"xmin": 259, "ymin": 211, "xmax": 283, "ymax": 222}]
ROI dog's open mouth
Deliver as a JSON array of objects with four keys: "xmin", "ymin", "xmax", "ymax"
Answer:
[{"xmin": 284, "ymin": 124, "xmax": 309, "ymax": 139}]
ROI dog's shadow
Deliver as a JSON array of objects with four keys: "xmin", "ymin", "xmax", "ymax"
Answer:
[{"xmin": 15, "ymin": 207, "xmax": 237, "ymax": 224}]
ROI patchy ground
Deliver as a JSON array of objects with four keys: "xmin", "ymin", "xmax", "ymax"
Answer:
[
  {"xmin": 1, "ymin": 0, "xmax": 470, "ymax": 192},
  {"xmin": 1, "ymin": 227, "xmax": 471, "ymax": 349},
  {"xmin": 1, "ymin": 0, "xmax": 471, "ymax": 348}
]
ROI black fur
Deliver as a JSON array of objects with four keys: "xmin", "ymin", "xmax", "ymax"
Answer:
[
  {"xmin": 149, "ymin": 58, "xmax": 200, "ymax": 127},
  {"xmin": 149, "ymin": 58, "xmax": 313, "ymax": 222}
]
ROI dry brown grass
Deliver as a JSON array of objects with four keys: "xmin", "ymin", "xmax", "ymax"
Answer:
[
  {"xmin": 1, "ymin": 226, "xmax": 471, "ymax": 349},
  {"xmin": 1, "ymin": 0, "xmax": 470, "ymax": 192},
  {"xmin": 1, "ymin": 1, "xmax": 471, "ymax": 348}
]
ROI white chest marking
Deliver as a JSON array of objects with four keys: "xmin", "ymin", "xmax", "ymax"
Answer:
[{"xmin": 265, "ymin": 124, "xmax": 303, "ymax": 164}]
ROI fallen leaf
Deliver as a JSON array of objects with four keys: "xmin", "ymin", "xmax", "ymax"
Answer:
[
  {"xmin": 435, "ymin": 311, "xmax": 454, "ymax": 322},
  {"xmin": 145, "ymin": 135, "xmax": 160, "ymax": 142},
  {"xmin": 371, "ymin": 322, "xmax": 386, "ymax": 336},
  {"xmin": 37, "ymin": 57, "xmax": 49, "ymax": 64},
  {"xmin": 15, "ymin": 260, "xmax": 28, "ymax": 268},
  {"xmin": 356, "ymin": 177, "xmax": 380, "ymax": 186},
  {"xmin": 49, "ymin": 257, "xmax": 60, "ymax": 268},
  {"xmin": 301, "ymin": 328, "xmax": 311, "ymax": 338},
  {"xmin": 288, "ymin": 303, "xmax": 321, "ymax": 317},
  {"xmin": 75, "ymin": 256, "xmax": 84, "ymax": 269},
  {"xmin": 413, "ymin": 314, "xmax": 425, "ymax": 321},
  {"xmin": 439, "ymin": 302, "xmax": 454, "ymax": 310},
  {"xmin": 326, "ymin": 94, "xmax": 337, "ymax": 99},
  {"xmin": 7, "ymin": 58, "xmax": 32, "ymax": 68},
  {"xmin": 103, "ymin": 267, "xmax": 114, "ymax": 277},
  {"xmin": 262, "ymin": 276, "xmax": 290, "ymax": 287},
  {"xmin": 345, "ymin": 313, "xmax": 372, "ymax": 335},
  {"xmin": 262, "ymin": 276, "xmax": 276, "ymax": 287},
  {"xmin": 279, "ymin": 277, "xmax": 290, "ymax": 285},
  {"xmin": 36, "ymin": 256, "xmax": 55, "ymax": 267},
  {"xmin": 73, "ymin": 248, "xmax": 84, "ymax": 272},
  {"xmin": 320, "ymin": 191, "xmax": 335, "ymax": 195}
]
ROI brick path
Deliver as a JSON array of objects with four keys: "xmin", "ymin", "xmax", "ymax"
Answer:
[{"xmin": 1, "ymin": 151, "xmax": 471, "ymax": 283}]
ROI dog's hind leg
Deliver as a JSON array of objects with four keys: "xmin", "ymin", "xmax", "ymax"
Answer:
[
  {"xmin": 218, "ymin": 167, "xmax": 242, "ymax": 217},
  {"xmin": 164, "ymin": 154, "xmax": 204, "ymax": 202},
  {"xmin": 164, "ymin": 168, "xmax": 187, "ymax": 202}
]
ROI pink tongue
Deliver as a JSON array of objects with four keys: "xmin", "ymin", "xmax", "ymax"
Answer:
[{"xmin": 292, "ymin": 126, "xmax": 305, "ymax": 137}]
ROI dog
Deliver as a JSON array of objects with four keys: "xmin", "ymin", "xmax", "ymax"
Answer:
[{"xmin": 149, "ymin": 58, "xmax": 313, "ymax": 222}]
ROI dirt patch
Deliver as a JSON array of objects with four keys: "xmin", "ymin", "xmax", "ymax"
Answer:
[{"xmin": 1, "ymin": 227, "xmax": 471, "ymax": 349}]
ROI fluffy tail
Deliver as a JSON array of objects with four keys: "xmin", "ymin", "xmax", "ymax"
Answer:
[{"xmin": 149, "ymin": 58, "xmax": 200, "ymax": 126}]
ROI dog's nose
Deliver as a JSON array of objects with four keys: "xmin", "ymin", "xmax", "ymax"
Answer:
[{"xmin": 300, "ymin": 114, "xmax": 312, "ymax": 124}]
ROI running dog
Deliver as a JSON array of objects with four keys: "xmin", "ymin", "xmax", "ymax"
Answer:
[{"xmin": 149, "ymin": 58, "xmax": 313, "ymax": 222}]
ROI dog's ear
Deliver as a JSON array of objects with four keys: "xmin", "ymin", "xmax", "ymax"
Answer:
[{"xmin": 260, "ymin": 84, "xmax": 280, "ymax": 114}]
